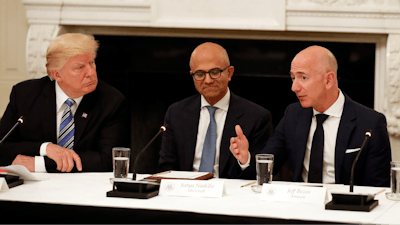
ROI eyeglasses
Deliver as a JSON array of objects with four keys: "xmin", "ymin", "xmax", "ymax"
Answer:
[{"xmin": 191, "ymin": 66, "xmax": 230, "ymax": 81}]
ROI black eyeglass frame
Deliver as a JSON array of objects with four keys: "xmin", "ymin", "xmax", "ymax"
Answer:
[{"xmin": 190, "ymin": 66, "xmax": 231, "ymax": 81}]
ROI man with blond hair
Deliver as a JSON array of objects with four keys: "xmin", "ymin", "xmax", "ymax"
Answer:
[
  {"xmin": 230, "ymin": 45, "xmax": 391, "ymax": 187},
  {"xmin": 0, "ymin": 33, "xmax": 129, "ymax": 172},
  {"xmin": 158, "ymin": 42, "xmax": 273, "ymax": 178}
]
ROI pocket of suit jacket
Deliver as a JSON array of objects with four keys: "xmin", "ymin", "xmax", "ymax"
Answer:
[{"xmin": 345, "ymin": 148, "xmax": 361, "ymax": 154}]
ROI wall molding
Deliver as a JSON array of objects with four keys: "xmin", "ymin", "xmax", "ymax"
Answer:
[{"xmin": 21, "ymin": 0, "xmax": 400, "ymax": 136}]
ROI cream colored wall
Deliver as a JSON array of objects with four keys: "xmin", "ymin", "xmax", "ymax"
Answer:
[
  {"xmin": 2, "ymin": 0, "xmax": 400, "ymax": 161},
  {"xmin": 0, "ymin": 0, "xmax": 29, "ymax": 117},
  {"xmin": 390, "ymin": 137, "xmax": 400, "ymax": 161}
]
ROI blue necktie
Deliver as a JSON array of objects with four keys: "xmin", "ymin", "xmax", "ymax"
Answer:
[
  {"xmin": 199, "ymin": 106, "xmax": 217, "ymax": 173},
  {"xmin": 58, "ymin": 98, "xmax": 75, "ymax": 149}
]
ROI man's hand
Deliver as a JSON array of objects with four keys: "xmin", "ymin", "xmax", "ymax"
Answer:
[
  {"xmin": 230, "ymin": 125, "xmax": 250, "ymax": 165},
  {"xmin": 46, "ymin": 143, "xmax": 82, "ymax": 172},
  {"xmin": 12, "ymin": 155, "xmax": 35, "ymax": 172}
]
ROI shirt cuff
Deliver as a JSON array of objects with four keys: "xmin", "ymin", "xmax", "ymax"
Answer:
[
  {"xmin": 40, "ymin": 142, "xmax": 50, "ymax": 156},
  {"xmin": 237, "ymin": 151, "xmax": 251, "ymax": 171},
  {"xmin": 34, "ymin": 156, "xmax": 47, "ymax": 172}
]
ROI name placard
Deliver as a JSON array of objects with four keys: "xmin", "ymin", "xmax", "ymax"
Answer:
[
  {"xmin": 159, "ymin": 179, "xmax": 226, "ymax": 198},
  {"xmin": 260, "ymin": 184, "xmax": 326, "ymax": 205},
  {"xmin": 0, "ymin": 178, "xmax": 9, "ymax": 191}
]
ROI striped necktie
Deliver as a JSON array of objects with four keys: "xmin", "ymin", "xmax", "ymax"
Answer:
[
  {"xmin": 58, "ymin": 98, "xmax": 75, "ymax": 149},
  {"xmin": 199, "ymin": 106, "xmax": 217, "ymax": 173}
]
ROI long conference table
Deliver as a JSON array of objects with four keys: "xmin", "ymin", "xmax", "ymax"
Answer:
[{"xmin": 0, "ymin": 172, "xmax": 399, "ymax": 224}]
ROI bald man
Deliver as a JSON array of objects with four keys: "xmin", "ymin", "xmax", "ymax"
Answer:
[
  {"xmin": 230, "ymin": 45, "xmax": 391, "ymax": 187},
  {"xmin": 157, "ymin": 42, "xmax": 273, "ymax": 178}
]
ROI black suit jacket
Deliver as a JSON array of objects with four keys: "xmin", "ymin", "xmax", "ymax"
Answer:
[
  {"xmin": 0, "ymin": 76, "xmax": 129, "ymax": 172},
  {"xmin": 236, "ymin": 93, "xmax": 391, "ymax": 187},
  {"xmin": 157, "ymin": 93, "xmax": 273, "ymax": 179}
]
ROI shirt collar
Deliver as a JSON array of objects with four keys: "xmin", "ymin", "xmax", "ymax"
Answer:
[
  {"xmin": 313, "ymin": 89, "xmax": 345, "ymax": 118},
  {"xmin": 55, "ymin": 81, "xmax": 84, "ymax": 111},
  {"xmin": 200, "ymin": 88, "xmax": 230, "ymax": 112}
]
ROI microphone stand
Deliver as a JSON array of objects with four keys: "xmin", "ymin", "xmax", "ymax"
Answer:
[
  {"xmin": 107, "ymin": 125, "xmax": 167, "ymax": 199},
  {"xmin": 0, "ymin": 116, "xmax": 24, "ymax": 146},
  {"xmin": 326, "ymin": 130, "xmax": 378, "ymax": 212},
  {"xmin": 132, "ymin": 125, "xmax": 167, "ymax": 181},
  {"xmin": 349, "ymin": 130, "xmax": 371, "ymax": 192},
  {"xmin": 0, "ymin": 116, "xmax": 25, "ymax": 188}
]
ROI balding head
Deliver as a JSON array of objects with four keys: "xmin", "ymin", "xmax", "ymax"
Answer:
[
  {"xmin": 189, "ymin": 42, "xmax": 233, "ymax": 106},
  {"xmin": 290, "ymin": 45, "xmax": 339, "ymax": 113},
  {"xmin": 294, "ymin": 45, "xmax": 338, "ymax": 79},
  {"xmin": 189, "ymin": 42, "xmax": 230, "ymax": 70}
]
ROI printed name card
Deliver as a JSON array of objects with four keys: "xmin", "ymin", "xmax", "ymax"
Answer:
[
  {"xmin": 159, "ymin": 179, "xmax": 226, "ymax": 198},
  {"xmin": 0, "ymin": 178, "xmax": 9, "ymax": 192},
  {"xmin": 260, "ymin": 184, "xmax": 327, "ymax": 205}
]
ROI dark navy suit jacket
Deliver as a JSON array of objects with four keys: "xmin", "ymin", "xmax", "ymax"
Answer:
[
  {"xmin": 0, "ymin": 76, "xmax": 129, "ymax": 172},
  {"xmin": 157, "ymin": 93, "xmax": 273, "ymax": 179},
  {"xmin": 233, "ymin": 93, "xmax": 391, "ymax": 187}
]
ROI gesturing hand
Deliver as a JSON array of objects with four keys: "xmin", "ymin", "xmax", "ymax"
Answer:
[
  {"xmin": 46, "ymin": 143, "xmax": 82, "ymax": 172},
  {"xmin": 230, "ymin": 125, "xmax": 250, "ymax": 165}
]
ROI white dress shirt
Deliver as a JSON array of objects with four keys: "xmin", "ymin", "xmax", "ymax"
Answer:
[
  {"xmin": 34, "ymin": 82, "xmax": 83, "ymax": 172},
  {"xmin": 192, "ymin": 89, "xmax": 251, "ymax": 177},
  {"xmin": 193, "ymin": 89, "xmax": 230, "ymax": 178},
  {"xmin": 302, "ymin": 90, "xmax": 345, "ymax": 184}
]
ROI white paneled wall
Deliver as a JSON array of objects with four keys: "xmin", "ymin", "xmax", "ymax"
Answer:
[{"xmin": 0, "ymin": 0, "xmax": 29, "ymax": 116}]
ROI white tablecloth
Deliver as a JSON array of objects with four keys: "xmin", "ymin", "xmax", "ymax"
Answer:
[{"xmin": 0, "ymin": 172, "xmax": 398, "ymax": 224}]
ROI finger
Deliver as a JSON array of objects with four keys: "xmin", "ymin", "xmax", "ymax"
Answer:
[
  {"xmin": 235, "ymin": 125, "xmax": 245, "ymax": 140},
  {"xmin": 66, "ymin": 151, "xmax": 74, "ymax": 172},
  {"xmin": 71, "ymin": 151, "xmax": 82, "ymax": 171},
  {"xmin": 61, "ymin": 153, "xmax": 68, "ymax": 172},
  {"xmin": 230, "ymin": 137, "xmax": 235, "ymax": 145},
  {"xmin": 47, "ymin": 144, "xmax": 62, "ymax": 171},
  {"xmin": 54, "ymin": 156, "xmax": 62, "ymax": 171},
  {"xmin": 229, "ymin": 142, "xmax": 237, "ymax": 152}
]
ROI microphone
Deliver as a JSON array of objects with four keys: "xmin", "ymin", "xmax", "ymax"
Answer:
[
  {"xmin": 107, "ymin": 125, "xmax": 167, "ymax": 199},
  {"xmin": 0, "ymin": 116, "xmax": 25, "ymax": 188},
  {"xmin": 326, "ymin": 129, "xmax": 378, "ymax": 212},
  {"xmin": 350, "ymin": 129, "xmax": 372, "ymax": 192},
  {"xmin": 0, "ymin": 116, "xmax": 24, "ymax": 146},
  {"xmin": 132, "ymin": 125, "xmax": 167, "ymax": 180}
]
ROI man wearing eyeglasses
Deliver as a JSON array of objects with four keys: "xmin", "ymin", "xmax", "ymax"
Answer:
[{"xmin": 157, "ymin": 42, "xmax": 273, "ymax": 179}]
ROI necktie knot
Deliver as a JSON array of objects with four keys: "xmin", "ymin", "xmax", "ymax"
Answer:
[
  {"xmin": 206, "ymin": 106, "xmax": 217, "ymax": 117},
  {"xmin": 316, "ymin": 114, "xmax": 329, "ymax": 126},
  {"xmin": 65, "ymin": 98, "xmax": 75, "ymax": 108}
]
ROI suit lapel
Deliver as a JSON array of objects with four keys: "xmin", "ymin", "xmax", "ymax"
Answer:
[
  {"xmin": 183, "ymin": 95, "xmax": 201, "ymax": 169},
  {"xmin": 220, "ymin": 94, "xmax": 243, "ymax": 175},
  {"xmin": 74, "ymin": 91, "xmax": 96, "ymax": 146},
  {"xmin": 40, "ymin": 80, "xmax": 57, "ymax": 143},
  {"xmin": 292, "ymin": 107, "xmax": 313, "ymax": 181},
  {"xmin": 334, "ymin": 94, "xmax": 356, "ymax": 183}
]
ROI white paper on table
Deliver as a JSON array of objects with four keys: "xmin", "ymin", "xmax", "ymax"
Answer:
[
  {"xmin": 0, "ymin": 165, "xmax": 41, "ymax": 181},
  {"xmin": 155, "ymin": 171, "xmax": 210, "ymax": 179}
]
